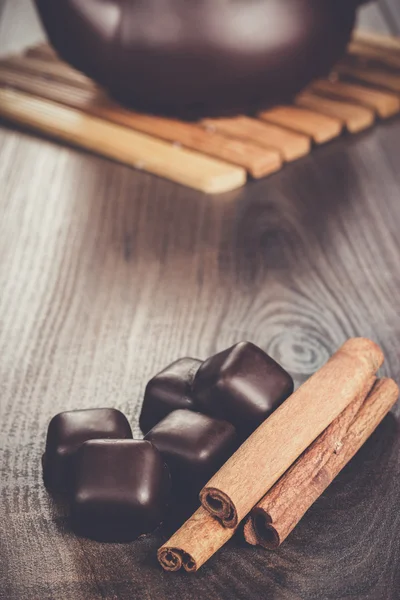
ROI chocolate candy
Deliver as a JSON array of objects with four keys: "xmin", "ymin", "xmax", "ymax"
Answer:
[
  {"xmin": 140, "ymin": 358, "xmax": 202, "ymax": 435},
  {"xmin": 145, "ymin": 409, "xmax": 237, "ymax": 497},
  {"xmin": 35, "ymin": 0, "xmax": 358, "ymax": 118},
  {"xmin": 43, "ymin": 408, "xmax": 132, "ymax": 494},
  {"xmin": 71, "ymin": 439, "xmax": 170, "ymax": 542},
  {"xmin": 193, "ymin": 342, "xmax": 294, "ymax": 438}
]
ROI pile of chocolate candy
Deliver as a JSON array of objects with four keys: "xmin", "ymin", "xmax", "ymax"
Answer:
[{"xmin": 43, "ymin": 342, "xmax": 293, "ymax": 542}]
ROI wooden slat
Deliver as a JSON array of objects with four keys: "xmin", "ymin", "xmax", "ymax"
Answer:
[
  {"xmin": 108, "ymin": 114, "xmax": 282, "ymax": 180},
  {"xmin": 25, "ymin": 43, "xmax": 59, "ymax": 61},
  {"xmin": 0, "ymin": 54, "xmax": 95, "ymax": 89},
  {"xmin": 0, "ymin": 88, "xmax": 247, "ymax": 194},
  {"xmin": 0, "ymin": 39, "xmax": 399, "ymax": 194},
  {"xmin": 295, "ymin": 90, "xmax": 375, "ymax": 133},
  {"xmin": 0, "ymin": 64, "xmax": 95, "ymax": 105},
  {"xmin": 310, "ymin": 79, "xmax": 400, "ymax": 119},
  {"xmin": 0, "ymin": 66, "xmax": 281, "ymax": 178},
  {"xmin": 336, "ymin": 62, "xmax": 400, "ymax": 94},
  {"xmin": 348, "ymin": 41, "xmax": 400, "ymax": 71},
  {"xmin": 353, "ymin": 31, "xmax": 400, "ymax": 54},
  {"xmin": 259, "ymin": 106, "xmax": 343, "ymax": 144},
  {"xmin": 201, "ymin": 116, "xmax": 311, "ymax": 162}
]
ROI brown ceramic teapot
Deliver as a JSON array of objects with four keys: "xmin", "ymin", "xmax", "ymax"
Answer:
[{"xmin": 34, "ymin": 0, "xmax": 370, "ymax": 118}]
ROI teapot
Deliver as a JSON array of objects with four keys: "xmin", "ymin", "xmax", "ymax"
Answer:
[{"xmin": 34, "ymin": 0, "xmax": 370, "ymax": 118}]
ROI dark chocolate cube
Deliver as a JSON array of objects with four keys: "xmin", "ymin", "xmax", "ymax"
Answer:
[
  {"xmin": 192, "ymin": 342, "xmax": 294, "ymax": 438},
  {"xmin": 145, "ymin": 409, "xmax": 237, "ymax": 497},
  {"xmin": 43, "ymin": 408, "xmax": 132, "ymax": 495},
  {"xmin": 140, "ymin": 358, "xmax": 202, "ymax": 434},
  {"xmin": 71, "ymin": 439, "xmax": 170, "ymax": 542}
]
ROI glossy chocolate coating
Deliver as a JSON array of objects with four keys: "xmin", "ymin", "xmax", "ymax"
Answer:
[
  {"xmin": 35, "ymin": 0, "xmax": 358, "ymax": 118},
  {"xmin": 42, "ymin": 408, "xmax": 132, "ymax": 494},
  {"xmin": 139, "ymin": 358, "xmax": 201, "ymax": 435},
  {"xmin": 72, "ymin": 439, "xmax": 171, "ymax": 542},
  {"xmin": 193, "ymin": 342, "xmax": 294, "ymax": 438},
  {"xmin": 145, "ymin": 409, "xmax": 237, "ymax": 497}
]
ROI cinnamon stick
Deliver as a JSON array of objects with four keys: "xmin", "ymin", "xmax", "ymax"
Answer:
[
  {"xmin": 200, "ymin": 338, "xmax": 383, "ymax": 528},
  {"xmin": 244, "ymin": 377, "xmax": 398, "ymax": 549},
  {"xmin": 158, "ymin": 354, "xmax": 392, "ymax": 573},
  {"xmin": 158, "ymin": 507, "xmax": 234, "ymax": 573}
]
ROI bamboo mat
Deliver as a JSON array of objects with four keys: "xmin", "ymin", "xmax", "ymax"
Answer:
[{"xmin": 0, "ymin": 30, "xmax": 399, "ymax": 193}]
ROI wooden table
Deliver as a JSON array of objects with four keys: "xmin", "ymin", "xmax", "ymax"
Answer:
[{"xmin": 1, "ymin": 4, "xmax": 400, "ymax": 600}]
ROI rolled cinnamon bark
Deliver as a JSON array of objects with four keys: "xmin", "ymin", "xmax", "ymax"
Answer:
[
  {"xmin": 244, "ymin": 377, "xmax": 398, "ymax": 548},
  {"xmin": 200, "ymin": 338, "xmax": 384, "ymax": 528},
  {"xmin": 157, "ymin": 507, "xmax": 233, "ymax": 573},
  {"xmin": 158, "ymin": 367, "xmax": 394, "ymax": 572}
]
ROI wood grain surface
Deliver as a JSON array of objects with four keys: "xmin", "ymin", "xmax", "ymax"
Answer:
[{"xmin": 1, "ymin": 4, "xmax": 400, "ymax": 600}]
